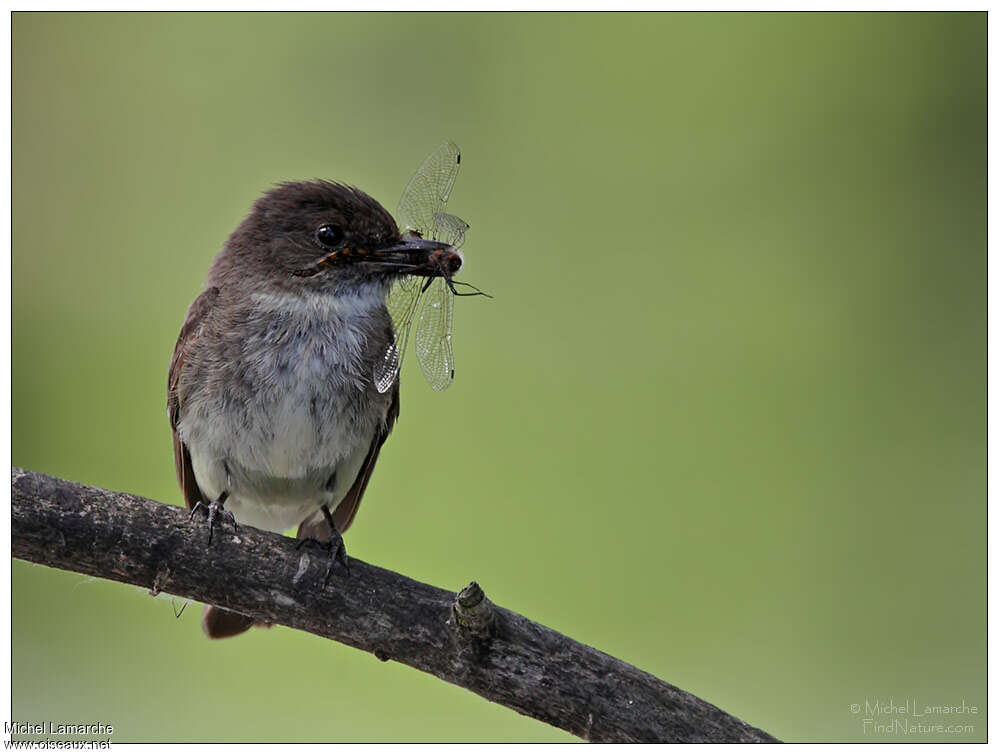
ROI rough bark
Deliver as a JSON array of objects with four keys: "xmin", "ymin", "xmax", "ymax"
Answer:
[{"xmin": 11, "ymin": 466, "xmax": 779, "ymax": 743}]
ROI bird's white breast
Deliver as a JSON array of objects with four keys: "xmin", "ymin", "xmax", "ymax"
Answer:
[{"xmin": 179, "ymin": 285, "xmax": 391, "ymax": 533}]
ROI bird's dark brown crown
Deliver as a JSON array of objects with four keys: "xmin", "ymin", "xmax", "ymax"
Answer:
[{"xmin": 208, "ymin": 181, "xmax": 403, "ymax": 293}]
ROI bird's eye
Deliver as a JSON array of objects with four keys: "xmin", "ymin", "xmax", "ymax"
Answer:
[{"xmin": 315, "ymin": 225, "xmax": 344, "ymax": 249}]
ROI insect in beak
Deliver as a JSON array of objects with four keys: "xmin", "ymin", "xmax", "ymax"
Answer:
[{"xmin": 292, "ymin": 236, "xmax": 460, "ymax": 279}]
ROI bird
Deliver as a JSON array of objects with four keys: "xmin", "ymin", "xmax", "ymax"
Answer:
[{"xmin": 167, "ymin": 179, "xmax": 460, "ymax": 638}]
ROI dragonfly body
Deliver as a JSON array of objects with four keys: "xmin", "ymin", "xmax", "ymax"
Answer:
[{"xmin": 375, "ymin": 140, "xmax": 476, "ymax": 393}]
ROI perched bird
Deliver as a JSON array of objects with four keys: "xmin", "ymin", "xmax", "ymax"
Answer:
[{"xmin": 168, "ymin": 177, "xmax": 462, "ymax": 638}]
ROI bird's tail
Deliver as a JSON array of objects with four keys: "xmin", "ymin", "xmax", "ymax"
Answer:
[{"xmin": 201, "ymin": 605, "xmax": 269, "ymax": 639}]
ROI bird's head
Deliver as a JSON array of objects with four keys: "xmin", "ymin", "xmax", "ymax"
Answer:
[{"xmin": 211, "ymin": 181, "xmax": 461, "ymax": 296}]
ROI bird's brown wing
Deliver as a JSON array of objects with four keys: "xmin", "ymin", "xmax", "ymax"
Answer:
[
  {"xmin": 168, "ymin": 286, "xmax": 220, "ymax": 510},
  {"xmin": 297, "ymin": 381, "xmax": 400, "ymax": 540},
  {"xmin": 171, "ymin": 287, "xmax": 260, "ymax": 639}
]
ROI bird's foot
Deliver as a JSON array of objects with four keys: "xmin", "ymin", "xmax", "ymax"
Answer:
[
  {"xmin": 189, "ymin": 494, "xmax": 238, "ymax": 545},
  {"xmin": 296, "ymin": 528, "xmax": 350, "ymax": 584}
]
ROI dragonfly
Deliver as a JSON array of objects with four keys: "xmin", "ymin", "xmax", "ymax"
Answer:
[{"xmin": 373, "ymin": 141, "xmax": 485, "ymax": 393}]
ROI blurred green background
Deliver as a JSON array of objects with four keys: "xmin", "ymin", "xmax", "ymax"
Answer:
[{"xmin": 12, "ymin": 12, "xmax": 985, "ymax": 743}]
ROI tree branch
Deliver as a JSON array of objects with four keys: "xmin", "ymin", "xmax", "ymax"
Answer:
[{"xmin": 11, "ymin": 467, "xmax": 779, "ymax": 743}]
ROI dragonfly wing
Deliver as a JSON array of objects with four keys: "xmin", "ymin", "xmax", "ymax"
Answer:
[
  {"xmin": 413, "ymin": 276, "xmax": 455, "ymax": 392},
  {"xmin": 432, "ymin": 211, "xmax": 469, "ymax": 248},
  {"xmin": 397, "ymin": 141, "xmax": 461, "ymax": 239},
  {"xmin": 373, "ymin": 275, "xmax": 424, "ymax": 393}
]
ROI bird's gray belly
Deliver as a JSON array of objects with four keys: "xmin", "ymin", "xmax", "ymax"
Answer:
[{"xmin": 179, "ymin": 300, "xmax": 388, "ymax": 534}]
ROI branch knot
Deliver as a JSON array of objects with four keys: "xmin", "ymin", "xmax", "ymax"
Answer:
[{"xmin": 450, "ymin": 581, "xmax": 496, "ymax": 639}]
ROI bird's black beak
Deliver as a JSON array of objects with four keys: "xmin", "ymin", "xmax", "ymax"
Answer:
[
  {"xmin": 370, "ymin": 235, "xmax": 463, "ymax": 277},
  {"xmin": 292, "ymin": 234, "xmax": 463, "ymax": 279}
]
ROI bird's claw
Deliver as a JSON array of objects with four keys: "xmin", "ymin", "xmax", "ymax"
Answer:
[
  {"xmin": 296, "ymin": 530, "xmax": 350, "ymax": 584},
  {"xmin": 189, "ymin": 497, "xmax": 238, "ymax": 545}
]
